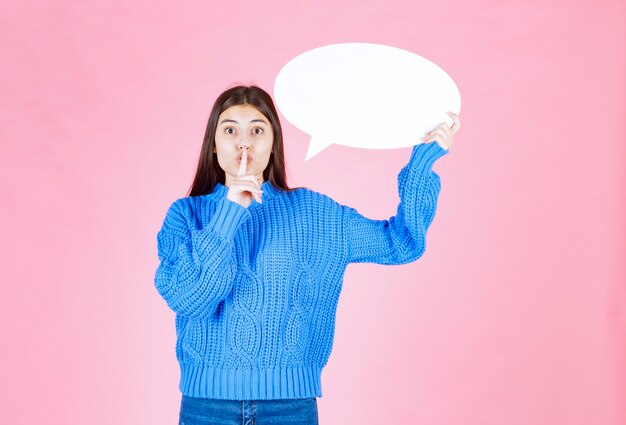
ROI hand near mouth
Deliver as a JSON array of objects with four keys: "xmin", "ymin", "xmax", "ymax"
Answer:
[{"xmin": 226, "ymin": 148, "xmax": 264, "ymax": 206}]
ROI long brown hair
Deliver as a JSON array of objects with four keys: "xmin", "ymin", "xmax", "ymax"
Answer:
[{"xmin": 187, "ymin": 85, "xmax": 303, "ymax": 197}]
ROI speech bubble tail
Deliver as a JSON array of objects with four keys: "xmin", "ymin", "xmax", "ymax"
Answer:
[{"xmin": 305, "ymin": 136, "xmax": 332, "ymax": 161}]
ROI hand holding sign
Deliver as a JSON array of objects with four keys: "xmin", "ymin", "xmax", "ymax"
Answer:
[{"xmin": 422, "ymin": 111, "xmax": 461, "ymax": 150}]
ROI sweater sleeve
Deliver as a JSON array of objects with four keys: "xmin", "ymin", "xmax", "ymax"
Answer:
[
  {"xmin": 344, "ymin": 141, "xmax": 449, "ymax": 265},
  {"xmin": 154, "ymin": 197, "xmax": 250, "ymax": 319}
]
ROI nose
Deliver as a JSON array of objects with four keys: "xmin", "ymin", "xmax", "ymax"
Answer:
[{"xmin": 238, "ymin": 141, "xmax": 251, "ymax": 152}]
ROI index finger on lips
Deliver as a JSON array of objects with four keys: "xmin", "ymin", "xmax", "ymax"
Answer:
[{"xmin": 237, "ymin": 149, "xmax": 248, "ymax": 176}]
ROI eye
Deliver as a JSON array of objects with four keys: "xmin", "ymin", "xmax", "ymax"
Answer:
[
  {"xmin": 252, "ymin": 127, "xmax": 264, "ymax": 135},
  {"xmin": 224, "ymin": 126, "xmax": 235, "ymax": 135}
]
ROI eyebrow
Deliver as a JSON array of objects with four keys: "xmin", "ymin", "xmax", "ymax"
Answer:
[{"xmin": 219, "ymin": 119, "xmax": 268, "ymax": 125}]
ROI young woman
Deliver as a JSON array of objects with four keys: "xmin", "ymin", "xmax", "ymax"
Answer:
[{"xmin": 154, "ymin": 85, "xmax": 460, "ymax": 425}]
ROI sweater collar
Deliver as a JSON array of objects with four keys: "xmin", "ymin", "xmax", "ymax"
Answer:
[{"xmin": 210, "ymin": 180, "xmax": 281, "ymax": 202}]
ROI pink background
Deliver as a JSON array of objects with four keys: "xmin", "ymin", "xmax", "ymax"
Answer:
[{"xmin": 1, "ymin": 1, "xmax": 624, "ymax": 424}]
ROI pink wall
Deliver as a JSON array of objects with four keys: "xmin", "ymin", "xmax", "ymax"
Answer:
[{"xmin": 1, "ymin": 0, "xmax": 624, "ymax": 424}]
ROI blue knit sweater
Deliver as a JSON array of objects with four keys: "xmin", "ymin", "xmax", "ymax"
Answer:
[{"xmin": 154, "ymin": 141, "xmax": 448, "ymax": 400}]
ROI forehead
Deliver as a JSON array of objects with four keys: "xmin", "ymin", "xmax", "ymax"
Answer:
[{"xmin": 218, "ymin": 104, "xmax": 268, "ymax": 122}]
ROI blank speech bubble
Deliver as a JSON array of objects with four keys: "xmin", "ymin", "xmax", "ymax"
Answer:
[{"xmin": 274, "ymin": 42, "xmax": 461, "ymax": 161}]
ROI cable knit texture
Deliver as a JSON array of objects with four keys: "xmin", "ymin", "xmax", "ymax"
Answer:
[{"xmin": 154, "ymin": 141, "xmax": 448, "ymax": 400}]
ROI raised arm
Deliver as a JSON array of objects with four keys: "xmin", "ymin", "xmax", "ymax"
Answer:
[
  {"xmin": 344, "ymin": 141, "xmax": 449, "ymax": 265},
  {"xmin": 154, "ymin": 197, "xmax": 250, "ymax": 319}
]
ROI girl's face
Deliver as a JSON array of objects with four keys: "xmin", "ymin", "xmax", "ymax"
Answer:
[{"xmin": 213, "ymin": 104, "xmax": 274, "ymax": 186}]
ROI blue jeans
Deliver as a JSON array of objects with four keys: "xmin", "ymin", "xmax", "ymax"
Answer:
[{"xmin": 178, "ymin": 394, "xmax": 319, "ymax": 425}]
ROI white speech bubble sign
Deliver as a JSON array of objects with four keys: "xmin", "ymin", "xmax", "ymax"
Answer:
[{"xmin": 274, "ymin": 42, "xmax": 461, "ymax": 161}]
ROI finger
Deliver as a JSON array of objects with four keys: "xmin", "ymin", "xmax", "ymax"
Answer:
[
  {"xmin": 424, "ymin": 133, "xmax": 448, "ymax": 149},
  {"xmin": 430, "ymin": 128, "xmax": 448, "ymax": 142},
  {"xmin": 422, "ymin": 125, "xmax": 449, "ymax": 141},
  {"xmin": 435, "ymin": 124, "xmax": 452, "ymax": 136},
  {"xmin": 231, "ymin": 180, "xmax": 264, "ymax": 194},
  {"xmin": 441, "ymin": 122, "xmax": 454, "ymax": 134},
  {"xmin": 238, "ymin": 182, "xmax": 262, "ymax": 203},
  {"xmin": 447, "ymin": 111, "xmax": 461, "ymax": 133},
  {"xmin": 236, "ymin": 174, "xmax": 262, "ymax": 190},
  {"xmin": 425, "ymin": 129, "xmax": 450, "ymax": 145},
  {"xmin": 237, "ymin": 148, "xmax": 248, "ymax": 177},
  {"xmin": 230, "ymin": 180, "xmax": 263, "ymax": 195},
  {"xmin": 428, "ymin": 136, "xmax": 451, "ymax": 150}
]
